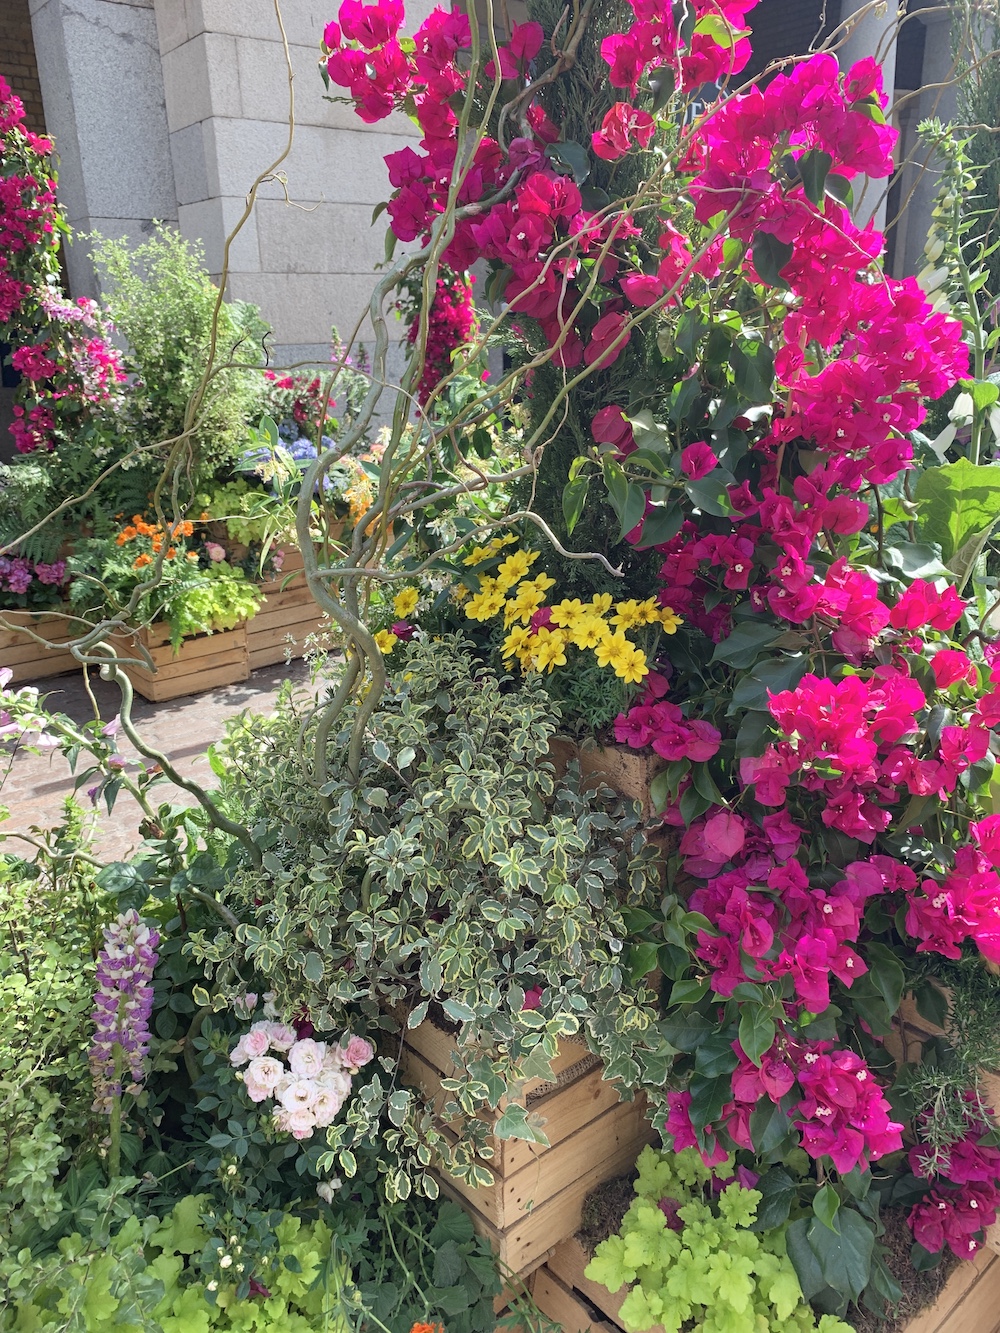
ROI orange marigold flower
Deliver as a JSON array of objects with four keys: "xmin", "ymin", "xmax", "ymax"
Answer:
[
  {"xmin": 133, "ymin": 553, "xmax": 153, "ymax": 568},
  {"xmin": 180, "ymin": 520, "xmax": 194, "ymax": 537},
  {"xmin": 199, "ymin": 511, "xmax": 210, "ymax": 521},
  {"xmin": 186, "ymin": 551, "xmax": 199, "ymax": 562},
  {"xmin": 166, "ymin": 547, "xmax": 177, "ymax": 559},
  {"xmin": 115, "ymin": 525, "xmax": 137, "ymax": 545},
  {"xmin": 410, "ymin": 1324, "xmax": 444, "ymax": 1333}
]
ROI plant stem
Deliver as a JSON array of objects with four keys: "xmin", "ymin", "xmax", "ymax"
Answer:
[{"xmin": 108, "ymin": 1043, "xmax": 123, "ymax": 1181}]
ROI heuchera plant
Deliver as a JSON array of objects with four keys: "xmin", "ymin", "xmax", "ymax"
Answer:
[{"xmin": 314, "ymin": 0, "xmax": 1000, "ymax": 1316}]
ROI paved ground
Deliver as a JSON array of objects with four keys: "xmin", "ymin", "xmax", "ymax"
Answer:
[{"xmin": 2, "ymin": 659, "xmax": 316, "ymax": 861}]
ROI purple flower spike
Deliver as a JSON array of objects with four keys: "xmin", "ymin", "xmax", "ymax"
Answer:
[{"xmin": 89, "ymin": 909, "xmax": 160, "ymax": 1114}]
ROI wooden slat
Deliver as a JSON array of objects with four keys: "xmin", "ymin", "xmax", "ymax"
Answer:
[
  {"xmin": 501, "ymin": 1067, "xmax": 631, "ymax": 1176},
  {"xmin": 135, "ymin": 658, "xmax": 250, "ymax": 702},
  {"xmin": 532, "ymin": 1266, "xmax": 618, "ymax": 1333},
  {"xmin": 548, "ymin": 1239, "xmax": 635, "ymax": 1329},
  {"xmin": 437, "ymin": 1123, "xmax": 657, "ymax": 1275}
]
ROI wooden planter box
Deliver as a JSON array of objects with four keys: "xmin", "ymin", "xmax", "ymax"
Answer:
[
  {"xmin": 0, "ymin": 610, "xmax": 79, "ymax": 684},
  {"xmin": 109, "ymin": 621, "xmax": 250, "ymax": 702},
  {"xmin": 401, "ymin": 1019, "xmax": 655, "ymax": 1277},
  {"xmin": 246, "ymin": 550, "xmax": 331, "ymax": 670},
  {"xmin": 530, "ymin": 1236, "xmax": 1000, "ymax": 1333}
]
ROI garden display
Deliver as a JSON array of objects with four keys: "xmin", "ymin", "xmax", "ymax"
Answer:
[{"xmin": 5, "ymin": 0, "xmax": 1000, "ymax": 1331}]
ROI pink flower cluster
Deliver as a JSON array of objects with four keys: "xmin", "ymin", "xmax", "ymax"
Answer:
[
  {"xmin": 0, "ymin": 555, "xmax": 67, "ymax": 596},
  {"xmin": 407, "ymin": 271, "xmax": 477, "ymax": 406},
  {"xmin": 665, "ymin": 1035, "xmax": 902, "ymax": 1175},
  {"xmin": 0, "ymin": 77, "xmax": 57, "ymax": 331},
  {"xmin": 909, "ymin": 1099, "xmax": 1000, "ymax": 1259},
  {"xmin": 230, "ymin": 1020, "xmax": 374, "ymax": 1141},
  {"xmin": 600, "ymin": 0, "xmax": 757, "ymax": 99}
]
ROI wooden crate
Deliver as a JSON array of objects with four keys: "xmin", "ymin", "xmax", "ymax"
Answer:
[
  {"xmin": 533, "ymin": 1236, "xmax": 1000, "ymax": 1333},
  {"xmin": 401, "ymin": 1020, "xmax": 656, "ymax": 1276},
  {"xmin": 109, "ymin": 621, "xmax": 250, "ymax": 702},
  {"xmin": 0, "ymin": 610, "xmax": 79, "ymax": 684},
  {"xmin": 247, "ymin": 553, "xmax": 331, "ymax": 670},
  {"xmin": 576, "ymin": 741, "xmax": 666, "ymax": 821}
]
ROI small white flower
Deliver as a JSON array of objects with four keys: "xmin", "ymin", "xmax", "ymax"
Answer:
[{"xmin": 220, "ymin": 1254, "xmax": 233, "ymax": 1269}]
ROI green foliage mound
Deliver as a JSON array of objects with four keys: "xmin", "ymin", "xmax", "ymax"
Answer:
[{"xmin": 586, "ymin": 1147, "xmax": 855, "ymax": 1333}]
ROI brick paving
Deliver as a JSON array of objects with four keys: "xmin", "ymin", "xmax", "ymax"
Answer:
[{"xmin": 2, "ymin": 660, "xmax": 315, "ymax": 861}]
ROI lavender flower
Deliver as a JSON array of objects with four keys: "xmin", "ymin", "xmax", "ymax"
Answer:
[{"xmin": 89, "ymin": 909, "xmax": 159, "ymax": 1114}]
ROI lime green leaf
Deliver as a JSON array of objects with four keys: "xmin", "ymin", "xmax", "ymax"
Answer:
[{"xmin": 915, "ymin": 457, "xmax": 1000, "ymax": 563}]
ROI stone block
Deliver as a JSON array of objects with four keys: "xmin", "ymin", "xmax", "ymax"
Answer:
[
  {"xmin": 254, "ymin": 199, "xmax": 385, "ymax": 275},
  {"xmin": 169, "ymin": 121, "xmax": 211, "ymax": 206},
  {"xmin": 227, "ymin": 270, "xmax": 400, "ymax": 346},
  {"xmin": 178, "ymin": 196, "xmax": 261, "ymax": 276},
  {"xmin": 161, "ymin": 31, "xmax": 240, "ymax": 132}
]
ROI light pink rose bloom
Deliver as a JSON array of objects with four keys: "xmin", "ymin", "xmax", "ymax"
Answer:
[
  {"xmin": 288, "ymin": 1038, "xmax": 327, "ymax": 1080},
  {"xmin": 278, "ymin": 1077, "xmax": 319, "ymax": 1111},
  {"xmin": 275, "ymin": 1107, "xmax": 316, "ymax": 1140},
  {"xmin": 241, "ymin": 1025, "xmax": 271, "ymax": 1059},
  {"xmin": 338, "ymin": 1035, "xmax": 374, "ymax": 1072},
  {"xmin": 229, "ymin": 1036, "xmax": 252, "ymax": 1067},
  {"xmin": 318, "ymin": 1066, "xmax": 352, "ymax": 1100},
  {"xmin": 205, "ymin": 542, "xmax": 226, "ymax": 562},
  {"xmin": 312, "ymin": 1085, "xmax": 346, "ymax": 1126},
  {"xmin": 233, "ymin": 993, "xmax": 258, "ymax": 1017},
  {"xmin": 262, "ymin": 1021, "xmax": 296, "ymax": 1051},
  {"xmin": 244, "ymin": 1056, "xmax": 284, "ymax": 1102}
]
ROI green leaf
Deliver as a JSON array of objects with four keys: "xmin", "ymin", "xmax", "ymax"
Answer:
[
  {"xmin": 749, "ymin": 1100, "xmax": 793, "ymax": 1156},
  {"xmin": 786, "ymin": 1219, "xmax": 826, "ymax": 1301},
  {"xmin": 684, "ymin": 468, "xmax": 736, "ymax": 517},
  {"xmin": 494, "ymin": 1104, "xmax": 548, "ymax": 1143},
  {"xmin": 562, "ymin": 475, "xmax": 591, "ymax": 536},
  {"xmin": 751, "ymin": 231, "xmax": 794, "ymax": 289},
  {"xmin": 303, "ymin": 952, "xmax": 324, "ymax": 984},
  {"xmin": 729, "ymin": 655, "xmax": 808, "ymax": 713},
  {"xmin": 695, "ymin": 1034, "xmax": 740, "ymax": 1078},
  {"xmin": 808, "ymin": 1209, "xmax": 874, "ymax": 1302},
  {"xmin": 433, "ymin": 1240, "xmax": 466, "ymax": 1287},
  {"xmin": 687, "ymin": 1071, "xmax": 732, "ymax": 1129},
  {"xmin": 668, "ymin": 373, "xmax": 701, "ymax": 426},
  {"xmin": 813, "ymin": 1182, "xmax": 841, "ymax": 1233},
  {"xmin": 635, "ymin": 503, "xmax": 683, "ymax": 549},
  {"xmin": 824, "ymin": 173, "xmax": 854, "ymax": 209},
  {"xmin": 544, "ymin": 140, "xmax": 591, "ymax": 184},
  {"xmin": 865, "ymin": 943, "xmax": 905, "ymax": 1017},
  {"xmin": 738, "ymin": 1004, "xmax": 776, "ymax": 1067},
  {"xmin": 915, "ymin": 457, "xmax": 1000, "ymax": 563},
  {"xmin": 971, "ymin": 379, "xmax": 1000, "ymax": 411},
  {"xmin": 669, "ymin": 977, "xmax": 710, "ymax": 1006},
  {"xmin": 752, "ymin": 1167, "xmax": 798, "ymax": 1231},
  {"xmin": 798, "ymin": 148, "xmax": 833, "ymax": 206},
  {"xmin": 711, "ymin": 621, "xmax": 783, "ymax": 669},
  {"xmin": 913, "ymin": 979, "xmax": 948, "ymax": 1031},
  {"xmin": 731, "ymin": 340, "xmax": 775, "ymax": 403}
]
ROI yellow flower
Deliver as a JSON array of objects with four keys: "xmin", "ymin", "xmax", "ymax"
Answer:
[
  {"xmin": 569, "ymin": 615, "xmax": 610, "ymax": 650},
  {"xmin": 589, "ymin": 593, "xmax": 614, "ymax": 615},
  {"xmin": 451, "ymin": 583, "xmax": 470, "ymax": 604},
  {"xmin": 374, "ymin": 629, "xmax": 399, "ymax": 654},
  {"xmin": 521, "ymin": 573, "xmax": 556, "ymax": 597},
  {"xmin": 612, "ymin": 598, "xmax": 661, "ymax": 630},
  {"xmin": 501, "ymin": 624, "xmax": 534, "ymax": 663},
  {"xmin": 495, "ymin": 548, "xmax": 538, "ymax": 591},
  {"xmin": 659, "ymin": 606, "xmax": 683, "ymax": 634},
  {"xmin": 465, "ymin": 588, "xmax": 505, "ymax": 621},
  {"xmin": 530, "ymin": 627, "xmax": 568, "ymax": 673},
  {"xmin": 462, "ymin": 544, "xmax": 493, "ymax": 567},
  {"xmin": 617, "ymin": 645, "xmax": 649, "ymax": 684},
  {"xmin": 595, "ymin": 631, "xmax": 634, "ymax": 672},
  {"xmin": 550, "ymin": 598, "xmax": 588, "ymax": 629},
  {"xmin": 504, "ymin": 582, "xmax": 547, "ymax": 626},
  {"xmin": 393, "ymin": 586, "xmax": 420, "ymax": 619}
]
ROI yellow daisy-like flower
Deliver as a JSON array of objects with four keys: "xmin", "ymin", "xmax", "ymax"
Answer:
[
  {"xmin": 374, "ymin": 629, "xmax": 399, "ymax": 654},
  {"xmin": 393, "ymin": 586, "xmax": 420, "ymax": 619},
  {"xmin": 530, "ymin": 627, "xmax": 568, "ymax": 673},
  {"xmin": 617, "ymin": 645, "xmax": 649, "ymax": 684},
  {"xmin": 465, "ymin": 588, "xmax": 506, "ymax": 621},
  {"xmin": 612, "ymin": 597, "xmax": 661, "ymax": 630},
  {"xmin": 501, "ymin": 624, "xmax": 534, "ymax": 663},
  {"xmin": 495, "ymin": 548, "xmax": 539, "ymax": 591},
  {"xmin": 504, "ymin": 582, "xmax": 547, "ymax": 626},
  {"xmin": 550, "ymin": 598, "xmax": 588, "ymax": 629},
  {"xmin": 463, "ymin": 544, "xmax": 493, "ymax": 567},
  {"xmin": 522, "ymin": 572, "xmax": 556, "ymax": 596},
  {"xmin": 451, "ymin": 583, "xmax": 470, "ymax": 604},
  {"xmin": 589, "ymin": 593, "xmax": 614, "ymax": 615},
  {"xmin": 659, "ymin": 606, "xmax": 683, "ymax": 634},
  {"xmin": 569, "ymin": 615, "xmax": 611, "ymax": 651},
  {"xmin": 595, "ymin": 631, "xmax": 634, "ymax": 672}
]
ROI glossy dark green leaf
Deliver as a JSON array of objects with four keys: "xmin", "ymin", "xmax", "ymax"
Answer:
[
  {"xmin": 635, "ymin": 503, "xmax": 683, "ymax": 549},
  {"xmin": 751, "ymin": 231, "xmax": 794, "ymax": 288},
  {"xmin": 752, "ymin": 1166, "xmax": 798, "ymax": 1231},
  {"xmin": 544, "ymin": 140, "xmax": 591, "ymax": 184},
  {"xmin": 799, "ymin": 148, "xmax": 833, "ymax": 205},
  {"xmin": 738, "ymin": 1004, "xmax": 775, "ymax": 1067},
  {"xmin": 813, "ymin": 1182, "xmax": 841, "ymax": 1233},
  {"xmin": 562, "ymin": 475, "xmax": 590, "ymax": 536}
]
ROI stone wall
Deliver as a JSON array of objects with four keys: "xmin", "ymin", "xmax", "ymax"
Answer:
[
  {"xmin": 151, "ymin": 0, "xmax": 434, "ymax": 374},
  {"xmin": 0, "ymin": 0, "xmax": 47, "ymax": 132}
]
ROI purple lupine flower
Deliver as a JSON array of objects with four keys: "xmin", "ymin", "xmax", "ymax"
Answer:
[{"xmin": 89, "ymin": 909, "xmax": 160, "ymax": 1114}]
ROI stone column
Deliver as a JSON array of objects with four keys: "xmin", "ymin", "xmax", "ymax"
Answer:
[
  {"xmin": 28, "ymin": 0, "xmax": 178, "ymax": 298},
  {"xmin": 898, "ymin": 8, "xmax": 959, "ymax": 276},
  {"xmin": 837, "ymin": 0, "xmax": 901, "ymax": 231}
]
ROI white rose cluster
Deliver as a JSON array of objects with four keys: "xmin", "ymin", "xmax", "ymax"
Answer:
[{"xmin": 229, "ymin": 1021, "xmax": 374, "ymax": 1141}]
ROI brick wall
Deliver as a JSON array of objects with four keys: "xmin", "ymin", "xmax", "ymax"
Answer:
[{"xmin": 0, "ymin": 0, "xmax": 46, "ymax": 133}]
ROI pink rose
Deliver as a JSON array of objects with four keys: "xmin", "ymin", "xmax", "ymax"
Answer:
[
  {"xmin": 312, "ymin": 1085, "xmax": 347, "ymax": 1126},
  {"xmin": 275, "ymin": 1107, "xmax": 316, "ymax": 1140},
  {"xmin": 278, "ymin": 1078, "xmax": 319, "ymax": 1111},
  {"xmin": 205, "ymin": 542, "xmax": 226, "ymax": 562},
  {"xmin": 244, "ymin": 1055, "xmax": 284, "ymax": 1102},
  {"xmin": 261, "ymin": 1021, "xmax": 297, "ymax": 1051},
  {"xmin": 288, "ymin": 1038, "xmax": 327, "ymax": 1079},
  {"xmin": 681, "ymin": 442, "xmax": 718, "ymax": 480},
  {"xmin": 338, "ymin": 1035, "xmax": 374, "ymax": 1072}
]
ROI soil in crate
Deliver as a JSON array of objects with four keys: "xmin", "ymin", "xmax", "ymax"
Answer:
[{"xmin": 400, "ymin": 1017, "xmax": 656, "ymax": 1277}]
